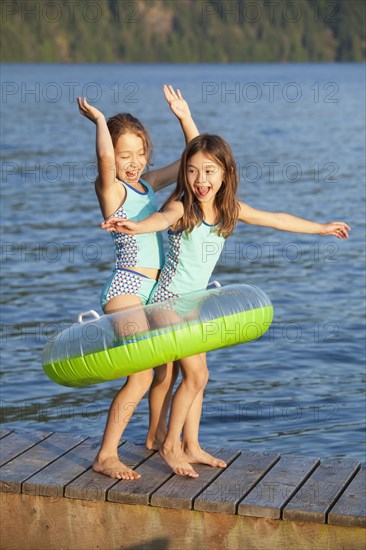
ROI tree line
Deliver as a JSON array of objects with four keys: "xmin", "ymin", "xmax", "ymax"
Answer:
[{"xmin": 1, "ymin": 0, "xmax": 365, "ymax": 63}]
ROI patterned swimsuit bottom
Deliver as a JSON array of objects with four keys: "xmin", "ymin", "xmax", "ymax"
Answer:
[{"xmin": 100, "ymin": 267, "xmax": 158, "ymax": 309}]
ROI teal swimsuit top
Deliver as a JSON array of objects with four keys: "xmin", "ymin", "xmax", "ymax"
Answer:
[
  {"xmin": 154, "ymin": 221, "xmax": 225, "ymax": 300},
  {"xmin": 110, "ymin": 178, "xmax": 165, "ymax": 270}
]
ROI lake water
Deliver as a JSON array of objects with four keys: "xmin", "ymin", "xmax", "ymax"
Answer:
[{"xmin": 1, "ymin": 63, "xmax": 365, "ymax": 460}]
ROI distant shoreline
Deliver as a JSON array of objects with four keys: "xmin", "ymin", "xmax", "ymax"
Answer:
[{"xmin": 2, "ymin": 0, "xmax": 365, "ymax": 64}]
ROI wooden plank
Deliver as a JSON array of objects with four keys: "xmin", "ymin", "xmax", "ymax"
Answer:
[
  {"xmin": 1, "ymin": 428, "xmax": 364, "ymax": 536},
  {"xmin": 107, "ymin": 450, "xmax": 173, "ymax": 505},
  {"xmin": 328, "ymin": 465, "xmax": 366, "ymax": 528},
  {"xmin": 0, "ymin": 430, "xmax": 52, "ymax": 467},
  {"xmin": 283, "ymin": 458, "xmax": 360, "ymax": 524},
  {"xmin": 65, "ymin": 441, "xmax": 154, "ymax": 501},
  {"xmin": 151, "ymin": 447, "xmax": 240, "ymax": 510},
  {"xmin": 194, "ymin": 450, "xmax": 280, "ymax": 514},
  {"xmin": 0, "ymin": 432, "xmax": 86, "ymax": 493},
  {"xmin": 22, "ymin": 437, "xmax": 101, "ymax": 497},
  {"xmin": 3, "ymin": 492, "xmax": 366, "ymax": 550},
  {"xmin": 0, "ymin": 428, "xmax": 13, "ymax": 439},
  {"xmin": 237, "ymin": 455, "xmax": 320, "ymax": 519}
]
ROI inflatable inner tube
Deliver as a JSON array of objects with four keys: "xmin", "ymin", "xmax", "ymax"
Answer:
[{"xmin": 42, "ymin": 284, "xmax": 274, "ymax": 387}]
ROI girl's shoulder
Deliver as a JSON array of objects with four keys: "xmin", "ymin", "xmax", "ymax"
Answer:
[
  {"xmin": 162, "ymin": 199, "xmax": 185, "ymax": 233},
  {"xmin": 165, "ymin": 199, "xmax": 185, "ymax": 215}
]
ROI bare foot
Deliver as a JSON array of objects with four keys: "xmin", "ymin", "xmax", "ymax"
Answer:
[
  {"xmin": 146, "ymin": 434, "xmax": 165, "ymax": 451},
  {"xmin": 92, "ymin": 456, "xmax": 141, "ymax": 480},
  {"xmin": 183, "ymin": 445, "xmax": 227, "ymax": 468},
  {"xmin": 159, "ymin": 445, "xmax": 199, "ymax": 477}
]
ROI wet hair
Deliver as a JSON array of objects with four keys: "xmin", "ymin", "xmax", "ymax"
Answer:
[
  {"xmin": 162, "ymin": 134, "xmax": 240, "ymax": 238},
  {"xmin": 106, "ymin": 113, "xmax": 153, "ymax": 165}
]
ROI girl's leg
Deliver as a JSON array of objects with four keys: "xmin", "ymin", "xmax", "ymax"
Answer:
[
  {"xmin": 181, "ymin": 354, "xmax": 227, "ymax": 468},
  {"xmin": 159, "ymin": 354, "xmax": 208, "ymax": 477},
  {"xmin": 146, "ymin": 361, "xmax": 179, "ymax": 450},
  {"xmin": 93, "ymin": 370, "xmax": 153, "ymax": 479},
  {"xmin": 145, "ymin": 306, "xmax": 181, "ymax": 450},
  {"xmin": 93, "ymin": 294, "xmax": 151, "ymax": 479}
]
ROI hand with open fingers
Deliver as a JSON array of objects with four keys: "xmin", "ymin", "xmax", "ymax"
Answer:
[
  {"xmin": 163, "ymin": 84, "xmax": 192, "ymax": 121},
  {"xmin": 101, "ymin": 217, "xmax": 137, "ymax": 234},
  {"xmin": 77, "ymin": 97, "xmax": 105, "ymax": 123},
  {"xmin": 319, "ymin": 222, "xmax": 351, "ymax": 239}
]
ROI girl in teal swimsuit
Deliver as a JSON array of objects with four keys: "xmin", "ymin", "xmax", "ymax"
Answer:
[
  {"xmin": 104, "ymin": 134, "xmax": 350, "ymax": 477},
  {"xmin": 77, "ymin": 86, "xmax": 199, "ymax": 479}
]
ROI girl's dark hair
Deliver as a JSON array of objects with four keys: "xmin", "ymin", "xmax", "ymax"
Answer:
[
  {"xmin": 107, "ymin": 113, "xmax": 153, "ymax": 165},
  {"xmin": 162, "ymin": 134, "xmax": 240, "ymax": 238}
]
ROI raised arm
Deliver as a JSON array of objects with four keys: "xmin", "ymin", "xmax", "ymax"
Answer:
[
  {"xmin": 101, "ymin": 200, "xmax": 184, "ymax": 235},
  {"xmin": 238, "ymin": 202, "xmax": 350, "ymax": 239},
  {"xmin": 77, "ymin": 97, "xmax": 116, "ymax": 193},
  {"xmin": 144, "ymin": 85, "xmax": 199, "ymax": 191},
  {"xmin": 163, "ymin": 85, "xmax": 199, "ymax": 144}
]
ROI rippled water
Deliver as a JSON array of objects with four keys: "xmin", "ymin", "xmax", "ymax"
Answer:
[{"xmin": 1, "ymin": 63, "xmax": 365, "ymax": 460}]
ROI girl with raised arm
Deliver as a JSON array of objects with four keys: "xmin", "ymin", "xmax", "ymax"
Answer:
[
  {"xmin": 103, "ymin": 134, "xmax": 350, "ymax": 477},
  {"xmin": 77, "ymin": 86, "xmax": 198, "ymax": 479}
]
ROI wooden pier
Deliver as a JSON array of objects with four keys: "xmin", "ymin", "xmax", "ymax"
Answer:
[{"xmin": 0, "ymin": 428, "xmax": 365, "ymax": 549}]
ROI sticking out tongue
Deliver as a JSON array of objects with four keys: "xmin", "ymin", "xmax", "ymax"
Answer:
[{"xmin": 196, "ymin": 186, "xmax": 210, "ymax": 198}]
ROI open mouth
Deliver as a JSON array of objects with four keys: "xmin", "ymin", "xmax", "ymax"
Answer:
[
  {"xmin": 195, "ymin": 186, "xmax": 210, "ymax": 198},
  {"xmin": 126, "ymin": 170, "xmax": 139, "ymax": 180}
]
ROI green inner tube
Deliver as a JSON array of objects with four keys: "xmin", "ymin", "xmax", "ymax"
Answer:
[{"xmin": 42, "ymin": 284, "xmax": 274, "ymax": 387}]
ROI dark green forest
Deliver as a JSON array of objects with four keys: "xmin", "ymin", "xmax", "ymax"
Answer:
[{"xmin": 1, "ymin": 0, "xmax": 365, "ymax": 62}]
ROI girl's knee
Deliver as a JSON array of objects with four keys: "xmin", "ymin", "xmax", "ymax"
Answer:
[
  {"xmin": 184, "ymin": 369, "xmax": 207, "ymax": 393},
  {"xmin": 126, "ymin": 370, "xmax": 153, "ymax": 393},
  {"xmin": 201, "ymin": 368, "xmax": 209, "ymax": 389}
]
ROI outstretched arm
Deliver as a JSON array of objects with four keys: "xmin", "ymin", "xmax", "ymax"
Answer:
[
  {"xmin": 238, "ymin": 202, "xmax": 350, "ymax": 239},
  {"xmin": 101, "ymin": 200, "xmax": 184, "ymax": 235},
  {"xmin": 145, "ymin": 85, "xmax": 199, "ymax": 191}
]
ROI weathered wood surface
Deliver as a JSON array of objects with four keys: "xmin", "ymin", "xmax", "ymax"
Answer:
[
  {"xmin": 22, "ymin": 436, "xmax": 101, "ymax": 497},
  {"xmin": 194, "ymin": 450, "xmax": 280, "ymax": 514},
  {"xmin": 108, "ymin": 448, "xmax": 174, "ymax": 505},
  {"xmin": 328, "ymin": 465, "xmax": 366, "ymax": 528},
  {"xmin": 65, "ymin": 440, "xmax": 154, "ymax": 501},
  {"xmin": 0, "ymin": 428, "xmax": 13, "ymax": 439},
  {"xmin": 0, "ymin": 432, "xmax": 85, "ymax": 493},
  {"xmin": 150, "ymin": 447, "xmax": 240, "ymax": 510},
  {"xmin": 0, "ymin": 430, "xmax": 51, "ymax": 467},
  {"xmin": 0, "ymin": 428, "xmax": 365, "ymax": 550},
  {"xmin": 2, "ymin": 493, "xmax": 365, "ymax": 550},
  {"xmin": 283, "ymin": 457, "xmax": 361, "ymax": 524},
  {"xmin": 237, "ymin": 454, "xmax": 320, "ymax": 519}
]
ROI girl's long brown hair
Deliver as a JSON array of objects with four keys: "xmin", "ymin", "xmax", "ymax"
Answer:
[
  {"xmin": 107, "ymin": 113, "xmax": 153, "ymax": 165},
  {"xmin": 162, "ymin": 134, "xmax": 240, "ymax": 238}
]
